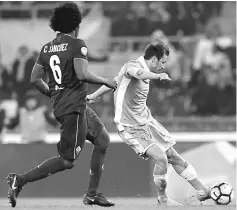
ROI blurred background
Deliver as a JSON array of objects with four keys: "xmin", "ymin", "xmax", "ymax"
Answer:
[{"xmin": 0, "ymin": 1, "xmax": 236, "ymax": 202}]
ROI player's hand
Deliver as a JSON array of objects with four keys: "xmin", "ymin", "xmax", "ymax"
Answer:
[
  {"xmin": 158, "ymin": 73, "xmax": 171, "ymax": 81},
  {"xmin": 104, "ymin": 78, "xmax": 117, "ymax": 91},
  {"xmin": 86, "ymin": 94, "xmax": 100, "ymax": 104}
]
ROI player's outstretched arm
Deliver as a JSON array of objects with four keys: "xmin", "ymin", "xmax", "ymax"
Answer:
[
  {"xmin": 91, "ymin": 76, "xmax": 118, "ymax": 97},
  {"xmin": 73, "ymin": 58, "xmax": 117, "ymax": 90},
  {"xmin": 86, "ymin": 84, "xmax": 113, "ymax": 104},
  {"xmin": 127, "ymin": 68, "xmax": 171, "ymax": 81},
  {"xmin": 30, "ymin": 64, "xmax": 51, "ymax": 97},
  {"xmin": 93, "ymin": 84, "xmax": 112, "ymax": 96}
]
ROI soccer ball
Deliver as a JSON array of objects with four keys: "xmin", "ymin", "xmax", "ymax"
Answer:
[{"xmin": 210, "ymin": 182, "xmax": 234, "ymax": 205}]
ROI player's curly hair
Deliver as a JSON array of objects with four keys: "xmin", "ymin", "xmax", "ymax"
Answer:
[
  {"xmin": 144, "ymin": 40, "xmax": 170, "ymax": 61},
  {"xmin": 49, "ymin": 2, "xmax": 82, "ymax": 33}
]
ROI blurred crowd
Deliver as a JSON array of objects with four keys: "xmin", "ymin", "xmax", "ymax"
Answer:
[
  {"xmin": 0, "ymin": 46, "xmax": 39, "ymax": 106},
  {"xmin": 0, "ymin": 1, "xmax": 236, "ymax": 143},
  {"xmin": 105, "ymin": 1, "xmax": 223, "ymax": 36},
  {"xmin": 0, "ymin": 45, "xmax": 58, "ymax": 143},
  {"xmin": 149, "ymin": 26, "xmax": 236, "ymax": 117},
  {"xmin": 0, "ymin": 2, "xmax": 232, "ymax": 36}
]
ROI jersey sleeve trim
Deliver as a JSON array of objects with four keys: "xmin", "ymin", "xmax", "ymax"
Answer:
[
  {"xmin": 35, "ymin": 63, "xmax": 44, "ymax": 68},
  {"xmin": 73, "ymin": 57, "xmax": 88, "ymax": 61}
]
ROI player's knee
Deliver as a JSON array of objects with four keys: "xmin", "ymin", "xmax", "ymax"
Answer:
[
  {"xmin": 146, "ymin": 145, "xmax": 168, "ymax": 170},
  {"xmin": 63, "ymin": 159, "xmax": 75, "ymax": 169},
  {"xmin": 95, "ymin": 141, "xmax": 108, "ymax": 153},
  {"xmin": 153, "ymin": 154, "xmax": 168, "ymax": 171},
  {"xmin": 166, "ymin": 148, "xmax": 175, "ymax": 164},
  {"xmin": 166, "ymin": 147, "xmax": 185, "ymax": 166},
  {"xmin": 94, "ymin": 128, "xmax": 110, "ymax": 153}
]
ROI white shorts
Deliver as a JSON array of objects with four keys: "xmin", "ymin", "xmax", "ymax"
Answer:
[{"xmin": 118, "ymin": 118, "xmax": 176, "ymax": 159}]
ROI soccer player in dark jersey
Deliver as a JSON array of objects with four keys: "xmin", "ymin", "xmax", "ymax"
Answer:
[{"xmin": 6, "ymin": 2, "xmax": 116, "ymax": 208}]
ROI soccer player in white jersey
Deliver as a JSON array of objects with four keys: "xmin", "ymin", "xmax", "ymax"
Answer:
[{"xmin": 86, "ymin": 41, "xmax": 211, "ymax": 205}]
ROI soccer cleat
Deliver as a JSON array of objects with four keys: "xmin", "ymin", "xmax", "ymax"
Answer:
[
  {"xmin": 185, "ymin": 195, "xmax": 204, "ymax": 205},
  {"xmin": 185, "ymin": 190, "xmax": 211, "ymax": 205},
  {"xmin": 6, "ymin": 173, "xmax": 22, "ymax": 208},
  {"xmin": 197, "ymin": 189, "xmax": 211, "ymax": 202},
  {"xmin": 157, "ymin": 197, "xmax": 183, "ymax": 206},
  {"xmin": 83, "ymin": 192, "xmax": 115, "ymax": 207}
]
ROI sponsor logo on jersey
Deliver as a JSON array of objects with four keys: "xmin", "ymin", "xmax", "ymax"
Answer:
[
  {"xmin": 81, "ymin": 47, "xmax": 87, "ymax": 56},
  {"xmin": 76, "ymin": 146, "xmax": 81, "ymax": 156}
]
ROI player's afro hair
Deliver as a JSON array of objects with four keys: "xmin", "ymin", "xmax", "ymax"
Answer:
[
  {"xmin": 144, "ymin": 40, "xmax": 170, "ymax": 61},
  {"xmin": 49, "ymin": 2, "xmax": 82, "ymax": 33}
]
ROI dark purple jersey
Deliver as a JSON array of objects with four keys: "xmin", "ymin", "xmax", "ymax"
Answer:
[{"xmin": 36, "ymin": 33, "xmax": 88, "ymax": 119}]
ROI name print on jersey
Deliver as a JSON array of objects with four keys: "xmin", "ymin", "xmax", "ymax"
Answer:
[{"xmin": 43, "ymin": 44, "xmax": 68, "ymax": 53}]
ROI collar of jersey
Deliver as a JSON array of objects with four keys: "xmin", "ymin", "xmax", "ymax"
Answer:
[
  {"xmin": 137, "ymin": 56, "xmax": 150, "ymax": 72},
  {"xmin": 55, "ymin": 32, "xmax": 73, "ymax": 37}
]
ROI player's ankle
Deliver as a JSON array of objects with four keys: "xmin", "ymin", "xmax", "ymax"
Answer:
[
  {"xmin": 86, "ymin": 190, "xmax": 97, "ymax": 196},
  {"xmin": 198, "ymin": 185, "xmax": 210, "ymax": 194},
  {"xmin": 197, "ymin": 188, "xmax": 210, "ymax": 196},
  {"xmin": 17, "ymin": 175, "xmax": 26, "ymax": 187},
  {"xmin": 158, "ymin": 195, "xmax": 168, "ymax": 201}
]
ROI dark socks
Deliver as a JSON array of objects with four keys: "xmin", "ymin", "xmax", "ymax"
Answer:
[
  {"xmin": 18, "ymin": 156, "xmax": 67, "ymax": 186},
  {"xmin": 87, "ymin": 147, "xmax": 106, "ymax": 195}
]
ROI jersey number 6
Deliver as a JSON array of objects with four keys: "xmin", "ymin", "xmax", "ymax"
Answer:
[{"xmin": 50, "ymin": 55, "xmax": 62, "ymax": 84}]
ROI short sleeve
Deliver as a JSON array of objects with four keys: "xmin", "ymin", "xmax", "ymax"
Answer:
[
  {"xmin": 35, "ymin": 56, "xmax": 43, "ymax": 67},
  {"xmin": 126, "ymin": 62, "xmax": 141, "ymax": 78},
  {"xmin": 73, "ymin": 39, "xmax": 88, "ymax": 60},
  {"xmin": 35, "ymin": 46, "xmax": 45, "ymax": 67}
]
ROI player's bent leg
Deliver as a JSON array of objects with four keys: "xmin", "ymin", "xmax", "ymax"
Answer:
[
  {"xmin": 7, "ymin": 156, "xmax": 74, "ymax": 207},
  {"xmin": 18, "ymin": 156, "xmax": 74, "ymax": 186},
  {"xmin": 7, "ymin": 113, "xmax": 87, "ymax": 207},
  {"xmin": 118, "ymin": 124, "xmax": 181, "ymax": 206},
  {"xmin": 145, "ymin": 144, "xmax": 182, "ymax": 206},
  {"xmin": 84, "ymin": 127, "xmax": 115, "ymax": 207},
  {"xmin": 166, "ymin": 147, "xmax": 211, "ymax": 202},
  {"xmin": 145, "ymin": 144, "xmax": 168, "ymax": 199}
]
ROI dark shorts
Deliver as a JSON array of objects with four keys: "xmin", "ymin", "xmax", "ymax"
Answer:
[
  {"xmin": 86, "ymin": 106, "xmax": 105, "ymax": 143},
  {"xmin": 57, "ymin": 112, "xmax": 87, "ymax": 161},
  {"xmin": 57, "ymin": 107, "xmax": 104, "ymax": 161}
]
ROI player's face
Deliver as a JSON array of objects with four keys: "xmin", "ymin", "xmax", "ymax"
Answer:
[{"xmin": 151, "ymin": 55, "xmax": 167, "ymax": 73}]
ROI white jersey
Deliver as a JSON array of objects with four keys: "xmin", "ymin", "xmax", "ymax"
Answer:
[{"xmin": 114, "ymin": 56, "xmax": 153, "ymax": 130}]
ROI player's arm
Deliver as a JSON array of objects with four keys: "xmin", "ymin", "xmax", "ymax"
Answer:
[
  {"xmin": 127, "ymin": 68, "xmax": 168, "ymax": 80},
  {"xmin": 128, "ymin": 69, "xmax": 160, "ymax": 80},
  {"xmin": 126, "ymin": 63, "xmax": 171, "ymax": 80},
  {"xmin": 73, "ymin": 58, "xmax": 116, "ymax": 90},
  {"xmin": 73, "ymin": 40, "xmax": 116, "ymax": 90},
  {"xmin": 86, "ymin": 77, "xmax": 117, "ymax": 103},
  {"xmin": 30, "ymin": 64, "xmax": 51, "ymax": 98}
]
